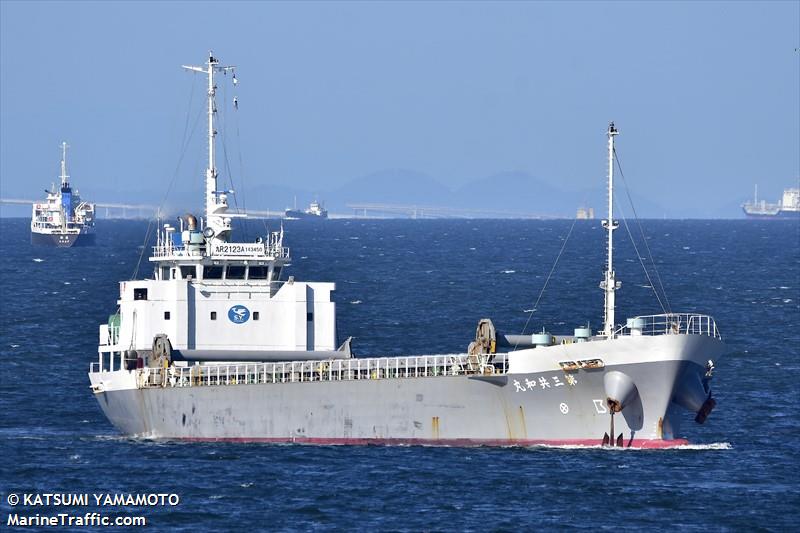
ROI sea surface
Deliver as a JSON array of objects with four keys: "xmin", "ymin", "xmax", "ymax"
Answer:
[{"xmin": 0, "ymin": 217, "xmax": 798, "ymax": 531}]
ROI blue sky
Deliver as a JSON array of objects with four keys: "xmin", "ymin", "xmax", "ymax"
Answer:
[{"xmin": 1, "ymin": 1, "xmax": 798, "ymax": 217}]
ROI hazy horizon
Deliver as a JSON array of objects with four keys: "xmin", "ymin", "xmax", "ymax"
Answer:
[{"xmin": 1, "ymin": 1, "xmax": 798, "ymax": 219}]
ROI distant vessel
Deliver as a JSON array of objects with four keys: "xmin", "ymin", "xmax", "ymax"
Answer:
[
  {"xmin": 89, "ymin": 53, "xmax": 725, "ymax": 448},
  {"xmin": 31, "ymin": 142, "xmax": 96, "ymax": 246},
  {"xmin": 285, "ymin": 200, "xmax": 328, "ymax": 220},
  {"xmin": 741, "ymin": 185, "xmax": 800, "ymax": 219}
]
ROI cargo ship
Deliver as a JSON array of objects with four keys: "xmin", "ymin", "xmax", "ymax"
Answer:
[
  {"xmin": 741, "ymin": 185, "xmax": 800, "ymax": 219},
  {"xmin": 89, "ymin": 53, "xmax": 724, "ymax": 448},
  {"xmin": 31, "ymin": 142, "xmax": 96, "ymax": 246},
  {"xmin": 284, "ymin": 200, "xmax": 328, "ymax": 220}
]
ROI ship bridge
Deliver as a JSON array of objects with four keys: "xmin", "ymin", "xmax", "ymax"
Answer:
[{"xmin": 149, "ymin": 217, "xmax": 290, "ymax": 285}]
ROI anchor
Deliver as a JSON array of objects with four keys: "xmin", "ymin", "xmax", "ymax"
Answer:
[{"xmin": 602, "ymin": 399, "xmax": 624, "ymax": 447}]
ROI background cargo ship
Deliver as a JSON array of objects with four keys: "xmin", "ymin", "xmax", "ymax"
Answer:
[
  {"xmin": 285, "ymin": 200, "xmax": 328, "ymax": 220},
  {"xmin": 31, "ymin": 142, "xmax": 96, "ymax": 246},
  {"xmin": 741, "ymin": 185, "xmax": 800, "ymax": 219}
]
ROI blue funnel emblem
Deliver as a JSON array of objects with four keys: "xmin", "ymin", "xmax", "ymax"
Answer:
[{"xmin": 228, "ymin": 305, "xmax": 250, "ymax": 324}]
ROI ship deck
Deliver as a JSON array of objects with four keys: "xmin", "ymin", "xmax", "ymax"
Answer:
[{"xmin": 91, "ymin": 313, "xmax": 720, "ymax": 393}]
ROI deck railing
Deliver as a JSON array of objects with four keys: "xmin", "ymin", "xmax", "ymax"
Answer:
[
  {"xmin": 136, "ymin": 354, "xmax": 505, "ymax": 389},
  {"xmin": 619, "ymin": 313, "xmax": 721, "ymax": 339},
  {"xmin": 150, "ymin": 243, "xmax": 290, "ymax": 259}
]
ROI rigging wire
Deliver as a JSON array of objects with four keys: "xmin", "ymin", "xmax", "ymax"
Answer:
[
  {"xmin": 219, "ymin": 73, "xmax": 251, "ymax": 239},
  {"xmin": 613, "ymin": 147, "xmax": 672, "ymax": 314},
  {"xmin": 131, "ymin": 78, "xmax": 205, "ymax": 280},
  {"xmin": 515, "ymin": 216, "xmax": 579, "ymax": 348}
]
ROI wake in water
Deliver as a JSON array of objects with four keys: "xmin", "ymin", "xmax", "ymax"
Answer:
[{"xmin": 520, "ymin": 442, "xmax": 733, "ymax": 451}]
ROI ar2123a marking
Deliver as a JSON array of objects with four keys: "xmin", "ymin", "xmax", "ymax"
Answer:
[{"xmin": 211, "ymin": 243, "xmax": 265, "ymax": 256}]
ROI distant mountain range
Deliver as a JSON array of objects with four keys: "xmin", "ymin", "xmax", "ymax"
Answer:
[
  {"xmin": 3, "ymin": 168, "xmax": 728, "ymax": 218},
  {"xmin": 71, "ymin": 168, "xmax": 671, "ymax": 219}
]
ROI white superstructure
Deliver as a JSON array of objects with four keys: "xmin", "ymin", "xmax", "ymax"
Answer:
[{"xmin": 96, "ymin": 52, "xmax": 346, "ymax": 370}]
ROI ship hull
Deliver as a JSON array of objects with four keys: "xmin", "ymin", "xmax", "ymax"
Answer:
[
  {"xmin": 742, "ymin": 209, "xmax": 800, "ymax": 219},
  {"xmin": 284, "ymin": 209, "xmax": 328, "ymax": 220},
  {"xmin": 91, "ymin": 335, "xmax": 724, "ymax": 448},
  {"xmin": 31, "ymin": 230, "xmax": 95, "ymax": 247}
]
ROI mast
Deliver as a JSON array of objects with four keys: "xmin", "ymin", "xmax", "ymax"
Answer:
[
  {"xmin": 182, "ymin": 52, "xmax": 236, "ymax": 243},
  {"xmin": 601, "ymin": 122, "xmax": 620, "ymax": 338},
  {"xmin": 60, "ymin": 141, "xmax": 69, "ymax": 189}
]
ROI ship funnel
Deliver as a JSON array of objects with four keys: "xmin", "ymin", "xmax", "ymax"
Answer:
[{"xmin": 185, "ymin": 214, "xmax": 198, "ymax": 231}]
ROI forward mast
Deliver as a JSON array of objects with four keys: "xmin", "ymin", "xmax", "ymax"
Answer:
[
  {"xmin": 59, "ymin": 141, "xmax": 70, "ymax": 189},
  {"xmin": 601, "ymin": 122, "xmax": 620, "ymax": 338}
]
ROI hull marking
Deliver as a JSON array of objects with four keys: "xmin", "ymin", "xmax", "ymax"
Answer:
[{"xmin": 593, "ymin": 399, "xmax": 608, "ymax": 414}]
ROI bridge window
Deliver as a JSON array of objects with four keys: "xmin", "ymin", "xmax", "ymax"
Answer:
[
  {"xmin": 273, "ymin": 267, "xmax": 282, "ymax": 281},
  {"xmin": 180, "ymin": 266, "xmax": 196, "ymax": 279},
  {"xmin": 248, "ymin": 266, "xmax": 269, "ymax": 279},
  {"xmin": 134, "ymin": 288, "xmax": 148, "ymax": 300},
  {"xmin": 160, "ymin": 266, "xmax": 170, "ymax": 280},
  {"xmin": 204, "ymin": 266, "xmax": 223, "ymax": 279},
  {"xmin": 226, "ymin": 265, "xmax": 246, "ymax": 279}
]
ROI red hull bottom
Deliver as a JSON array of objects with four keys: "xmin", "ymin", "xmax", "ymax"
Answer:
[{"xmin": 175, "ymin": 437, "xmax": 690, "ymax": 449}]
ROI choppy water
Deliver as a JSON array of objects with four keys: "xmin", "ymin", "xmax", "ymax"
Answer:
[{"xmin": 1, "ymin": 218, "xmax": 798, "ymax": 531}]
